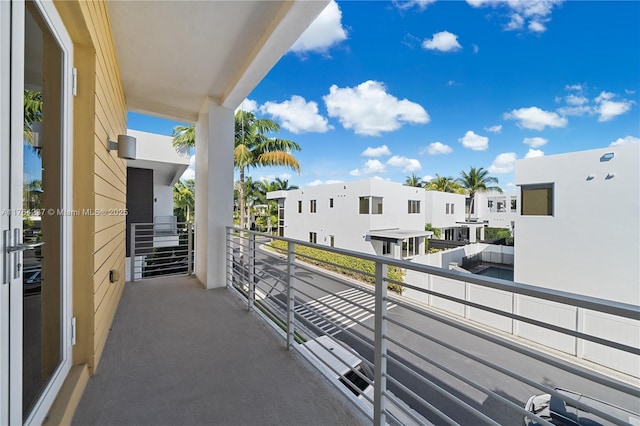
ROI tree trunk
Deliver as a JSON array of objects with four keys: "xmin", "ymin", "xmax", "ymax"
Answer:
[
  {"xmin": 468, "ymin": 192, "xmax": 475, "ymax": 222},
  {"xmin": 239, "ymin": 167, "xmax": 246, "ymax": 229}
]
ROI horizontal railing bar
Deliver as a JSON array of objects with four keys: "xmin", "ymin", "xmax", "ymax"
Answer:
[
  {"xmin": 385, "ymin": 308, "xmax": 640, "ymax": 402},
  {"xmin": 386, "ymin": 286, "xmax": 640, "ymax": 355},
  {"xmin": 229, "ymin": 227, "xmax": 639, "ymax": 320},
  {"xmin": 382, "ymin": 376, "xmax": 462, "ymax": 426},
  {"xmin": 385, "ymin": 338, "xmax": 553, "ymax": 425}
]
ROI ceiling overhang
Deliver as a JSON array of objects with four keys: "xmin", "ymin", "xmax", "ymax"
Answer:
[{"xmin": 107, "ymin": 0, "xmax": 330, "ymax": 123}]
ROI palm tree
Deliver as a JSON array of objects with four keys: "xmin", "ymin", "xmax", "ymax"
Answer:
[
  {"xmin": 235, "ymin": 110, "xmax": 301, "ymax": 229},
  {"xmin": 173, "ymin": 179, "xmax": 195, "ymax": 222},
  {"xmin": 404, "ymin": 173, "xmax": 424, "ymax": 188},
  {"xmin": 171, "ymin": 125, "xmax": 195, "ymax": 149},
  {"xmin": 272, "ymin": 177, "xmax": 299, "ymax": 191},
  {"xmin": 425, "ymin": 174, "xmax": 464, "ymax": 194},
  {"xmin": 457, "ymin": 167, "xmax": 502, "ymax": 221}
]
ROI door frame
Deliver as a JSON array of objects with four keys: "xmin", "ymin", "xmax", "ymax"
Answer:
[{"xmin": 1, "ymin": 1, "xmax": 74, "ymax": 424}]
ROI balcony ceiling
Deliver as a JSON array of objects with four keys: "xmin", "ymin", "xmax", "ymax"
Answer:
[{"xmin": 107, "ymin": 1, "xmax": 328, "ymax": 123}]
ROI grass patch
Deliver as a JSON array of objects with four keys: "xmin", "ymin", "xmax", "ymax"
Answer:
[{"xmin": 268, "ymin": 240, "xmax": 404, "ymax": 293}]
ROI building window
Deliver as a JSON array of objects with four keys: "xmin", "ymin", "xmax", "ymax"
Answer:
[
  {"xmin": 329, "ymin": 198, "xmax": 334, "ymax": 208},
  {"xmin": 451, "ymin": 203, "xmax": 454, "ymax": 214},
  {"xmin": 408, "ymin": 200, "xmax": 420, "ymax": 214},
  {"xmin": 446, "ymin": 203, "xmax": 450, "ymax": 214},
  {"xmin": 330, "ymin": 235, "xmax": 335, "ymax": 247},
  {"xmin": 309, "ymin": 232, "xmax": 317, "ymax": 243},
  {"xmin": 521, "ymin": 184, "xmax": 554, "ymax": 216},
  {"xmin": 445, "ymin": 203, "xmax": 455, "ymax": 215},
  {"xmin": 359, "ymin": 197, "xmax": 369, "ymax": 214},
  {"xmin": 297, "ymin": 200, "xmax": 302, "ymax": 213},
  {"xmin": 382, "ymin": 240, "xmax": 392, "ymax": 255},
  {"xmin": 372, "ymin": 197, "xmax": 383, "ymax": 214},
  {"xmin": 510, "ymin": 198, "xmax": 517, "ymax": 212},
  {"xmin": 310, "ymin": 199, "xmax": 317, "ymax": 213},
  {"xmin": 402, "ymin": 237, "xmax": 420, "ymax": 258}
]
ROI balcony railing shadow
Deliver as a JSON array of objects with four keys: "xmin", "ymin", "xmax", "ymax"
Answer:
[{"xmin": 72, "ymin": 275, "xmax": 369, "ymax": 426}]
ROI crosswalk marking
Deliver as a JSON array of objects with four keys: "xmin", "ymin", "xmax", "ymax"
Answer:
[{"xmin": 295, "ymin": 288, "xmax": 396, "ymax": 336}]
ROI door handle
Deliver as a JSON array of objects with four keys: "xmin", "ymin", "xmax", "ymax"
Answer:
[{"xmin": 6, "ymin": 241, "xmax": 45, "ymax": 253}]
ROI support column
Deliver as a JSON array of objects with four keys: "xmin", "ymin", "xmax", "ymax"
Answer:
[{"xmin": 195, "ymin": 99, "xmax": 234, "ymax": 289}]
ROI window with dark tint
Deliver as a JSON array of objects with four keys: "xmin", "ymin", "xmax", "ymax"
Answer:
[
  {"xmin": 521, "ymin": 184, "xmax": 554, "ymax": 216},
  {"xmin": 309, "ymin": 232, "xmax": 317, "ymax": 243},
  {"xmin": 359, "ymin": 197, "xmax": 369, "ymax": 214},
  {"xmin": 297, "ymin": 200, "xmax": 302, "ymax": 213},
  {"xmin": 372, "ymin": 197, "xmax": 383, "ymax": 214},
  {"xmin": 408, "ymin": 200, "xmax": 420, "ymax": 214},
  {"xmin": 330, "ymin": 235, "xmax": 335, "ymax": 247},
  {"xmin": 329, "ymin": 198, "xmax": 334, "ymax": 208},
  {"xmin": 310, "ymin": 199, "xmax": 317, "ymax": 213}
]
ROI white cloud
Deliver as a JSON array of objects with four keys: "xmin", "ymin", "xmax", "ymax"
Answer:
[
  {"xmin": 236, "ymin": 98, "xmax": 258, "ymax": 113},
  {"xmin": 610, "ymin": 136, "xmax": 640, "ymax": 147},
  {"xmin": 525, "ymin": 149, "xmax": 544, "ymax": 158},
  {"xmin": 422, "ymin": 31, "xmax": 462, "ymax": 52},
  {"xmin": 362, "ymin": 145, "xmax": 392, "ymax": 157},
  {"xmin": 279, "ymin": 173, "xmax": 292, "ymax": 180},
  {"xmin": 290, "ymin": 0, "xmax": 347, "ymax": 54},
  {"xmin": 459, "ymin": 130, "xmax": 489, "ymax": 151},
  {"xmin": 504, "ymin": 106, "xmax": 568, "ymax": 130},
  {"xmin": 473, "ymin": 44, "xmax": 479, "ymax": 53},
  {"xmin": 466, "ymin": 0, "xmax": 562, "ymax": 34},
  {"xmin": 387, "ymin": 156, "xmax": 422, "ymax": 172},
  {"xmin": 362, "ymin": 159, "xmax": 386, "ymax": 175},
  {"xmin": 181, "ymin": 155, "xmax": 196, "ymax": 180},
  {"xmin": 423, "ymin": 175, "xmax": 434, "ymax": 182},
  {"xmin": 307, "ymin": 179, "xmax": 343, "ymax": 187},
  {"xmin": 349, "ymin": 169, "xmax": 361, "ymax": 176},
  {"xmin": 565, "ymin": 94, "xmax": 588, "ymax": 106},
  {"xmin": 488, "ymin": 152, "xmax": 517, "ymax": 174},
  {"xmin": 423, "ymin": 142, "xmax": 453, "ymax": 155},
  {"xmin": 260, "ymin": 95, "xmax": 333, "ymax": 134},
  {"xmin": 565, "ymin": 84, "xmax": 583, "ymax": 91},
  {"xmin": 523, "ymin": 137, "xmax": 548, "ymax": 148},
  {"xmin": 393, "ymin": 0, "xmax": 436, "ymax": 10},
  {"xmin": 593, "ymin": 91, "xmax": 634, "ymax": 122},
  {"xmin": 528, "ymin": 20, "xmax": 546, "ymax": 33},
  {"xmin": 485, "ymin": 124, "xmax": 502, "ymax": 133},
  {"xmin": 324, "ymin": 80, "xmax": 430, "ymax": 136}
]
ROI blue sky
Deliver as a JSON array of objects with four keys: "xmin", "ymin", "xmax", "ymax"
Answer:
[{"xmin": 128, "ymin": 0, "xmax": 640, "ymax": 191}]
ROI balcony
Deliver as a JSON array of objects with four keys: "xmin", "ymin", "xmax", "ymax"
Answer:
[{"xmin": 74, "ymin": 229, "xmax": 640, "ymax": 425}]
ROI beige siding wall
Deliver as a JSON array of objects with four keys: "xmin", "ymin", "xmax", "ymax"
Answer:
[{"xmin": 56, "ymin": 0, "xmax": 127, "ymax": 374}]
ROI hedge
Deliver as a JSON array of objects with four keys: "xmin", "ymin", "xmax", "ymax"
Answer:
[{"xmin": 268, "ymin": 240, "xmax": 404, "ymax": 293}]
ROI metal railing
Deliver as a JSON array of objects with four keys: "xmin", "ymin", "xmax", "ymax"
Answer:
[
  {"xmin": 226, "ymin": 227, "xmax": 640, "ymax": 426},
  {"xmin": 130, "ymin": 222, "xmax": 194, "ymax": 281}
]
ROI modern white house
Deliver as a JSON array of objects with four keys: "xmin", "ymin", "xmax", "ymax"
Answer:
[
  {"xmin": 514, "ymin": 143, "xmax": 639, "ymax": 376},
  {"xmin": 424, "ymin": 190, "xmax": 466, "ymax": 241},
  {"xmin": 268, "ymin": 180, "xmax": 431, "ymax": 259},
  {"xmin": 472, "ymin": 190, "xmax": 518, "ymax": 232},
  {"xmin": 123, "ymin": 130, "xmax": 190, "ymax": 280}
]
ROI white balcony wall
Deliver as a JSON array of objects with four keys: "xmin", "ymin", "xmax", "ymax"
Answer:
[{"xmin": 153, "ymin": 185, "xmax": 174, "ymax": 218}]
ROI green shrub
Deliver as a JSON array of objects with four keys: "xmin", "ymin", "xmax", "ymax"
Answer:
[{"xmin": 268, "ymin": 240, "xmax": 404, "ymax": 293}]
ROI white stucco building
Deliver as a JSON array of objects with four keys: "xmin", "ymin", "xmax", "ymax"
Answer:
[
  {"xmin": 514, "ymin": 143, "xmax": 639, "ymax": 376},
  {"xmin": 472, "ymin": 190, "xmax": 518, "ymax": 231},
  {"xmin": 424, "ymin": 190, "xmax": 466, "ymax": 241},
  {"xmin": 268, "ymin": 180, "xmax": 431, "ymax": 259}
]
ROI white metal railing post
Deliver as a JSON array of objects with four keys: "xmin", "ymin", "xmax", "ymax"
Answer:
[
  {"xmin": 130, "ymin": 224, "xmax": 136, "ymax": 282},
  {"xmin": 248, "ymin": 233, "xmax": 256, "ymax": 311},
  {"xmin": 374, "ymin": 261, "xmax": 388, "ymax": 426},
  {"xmin": 286, "ymin": 241, "xmax": 296, "ymax": 350},
  {"xmin": 187, "ymin": 222, "xmax": 193, "ymax": 275}
]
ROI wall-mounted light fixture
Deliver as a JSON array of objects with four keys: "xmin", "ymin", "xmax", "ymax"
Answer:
[{"xmin": 108, "ymin": 135, "xmax": 137, "ymax": 160}]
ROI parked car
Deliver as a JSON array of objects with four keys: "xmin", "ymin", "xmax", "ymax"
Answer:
[{"xmin": 523, "ymin": 388, "xmax": 640, "ymax": 426}]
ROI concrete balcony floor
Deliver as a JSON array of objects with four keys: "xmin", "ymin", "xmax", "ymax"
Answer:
[{"xmin": 72, "ymin": 276, "xmax": 368, "ymax": 426}]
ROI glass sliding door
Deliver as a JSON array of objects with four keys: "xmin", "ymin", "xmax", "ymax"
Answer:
[{"xmin": 1, "ymin": 1, "xmax": 73, "ymax": 423}]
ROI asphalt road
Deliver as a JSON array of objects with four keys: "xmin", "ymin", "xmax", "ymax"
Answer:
[{"xmin": 232, "ymin": 238, "xmax": 640, "ymax": 425}]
